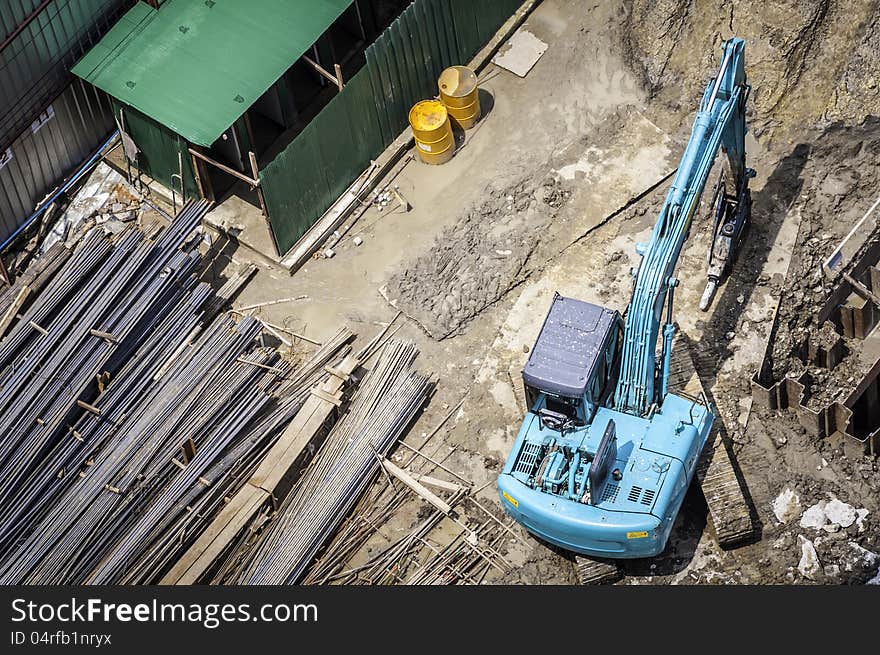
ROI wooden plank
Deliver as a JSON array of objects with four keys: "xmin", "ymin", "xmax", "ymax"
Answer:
[
  {"xmin": 29, "ymin": 320, "xmax": 48, "ymax": 336},
  {"xmin": 310, "ymin": 386, "xmax": 342, "ymax": 406},
  {"xmin": 160, "ymin": 484, "xmax": 268, "ymax": 585},
  {"xmin": 89, "ymin": 328, "xmax": 117, "ymax": 342},
  {"xmin": 76, "ymin": 400, "xmax": 101, "ymax": 415},
  {"xmin": 190, "ymin": 152, "xmax": 206, "ymax": 199},
  {"xmin": 845, "ymin": 272, "xmax": 880, "ymax": 308},
  {"xmin": 323, "ymin": 364, "xmax": 350, "ymax": 381},
  {"xmin": 302, "ymin": 54, "xmax": 342, "ymax": 89},
  {"xmin": 0, "ymin": 285, "xmax": 29, "ymax": 338},
  {"xmin": 248, "ymin": 149, "xmax": 276, "ymax": 256},
  {"xmin": 411, "ymin": 473, "xmax": 464, "ymax": 493},
  {"xmin": 382, "ymin": 458, "xmax": 452, "ymax": 514},
  {"xmin": 188, "ymin": 147, "xmax": 259, "ymax": 187}
]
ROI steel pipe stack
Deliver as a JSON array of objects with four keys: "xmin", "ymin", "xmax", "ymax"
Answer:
[{"xmin": 0, "ymin": 199, "xmax": 362, "ymax": 584}]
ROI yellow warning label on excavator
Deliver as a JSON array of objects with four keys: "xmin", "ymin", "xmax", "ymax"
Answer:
[
  {"xmin": 626, "ymin": 531, "xmax": 649, "ymax": 539},
  {"xmin": 502, "ymin": 491, "xmax": 519, "ymax": 508}
]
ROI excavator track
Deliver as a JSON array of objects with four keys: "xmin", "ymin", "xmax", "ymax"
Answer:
[
  {"xmin": 666, "ymin": 336, "xmax": 755, "ymax": 548},
  {"xmin": 574, "ymin": 555, "xmax": 622, "ymax": 585}
]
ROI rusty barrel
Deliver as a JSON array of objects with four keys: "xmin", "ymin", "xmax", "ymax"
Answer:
[
  {"xmin": 409, "ymin": 100, "xmax": 454, "ymax": 165},
  {"xmin": 438, "ymin": 65, "xmax": 481, "ymax": 129}
]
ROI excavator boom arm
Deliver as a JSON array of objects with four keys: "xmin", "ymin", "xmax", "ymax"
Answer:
[{"xmin": 613, "ymin": 38, "xmax": 750, "ymax": 416}]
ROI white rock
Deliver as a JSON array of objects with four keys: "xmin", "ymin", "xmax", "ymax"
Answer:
[
  {"xmin": 800, "ymin": 502, "xmax": 828, "ymax": 530},
  {"xmin": 772, "ymin": 488, "xmax": 801, "ymax": 523},
  {"xmin": 856, "ymin": 508, "xmax": 869, "ymax": 533},
  {"xmin": 798, "ymin": 536, "xmax": 821, "ymax": 580},
  {"xmin": 824, "ymin": 498, "xmax": 857, "ymax": 528}
]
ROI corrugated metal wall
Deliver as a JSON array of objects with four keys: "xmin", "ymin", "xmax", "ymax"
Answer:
[
  {"xmin": 260, "ymin": 0, "xmax": 523, "ymax": 254},
  {"xmin": 0, "ymin": 78, "xmax": 115, "ymax": 241},
  {"xmin": 1, "ymin": 0, "xmax": 131, "ymax": 152},
  {"xmin": 0, "ymin": 0, "xmax": 131, "ymax": 243}
]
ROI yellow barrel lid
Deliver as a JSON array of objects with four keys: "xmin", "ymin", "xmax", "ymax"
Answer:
[
  {"xmin": 438, "ymin": 66, "xmax": 478, "ymax": 98},
  {"xmin": 409, "ymin": 100, "xmax": 448, "ymax": 130}
]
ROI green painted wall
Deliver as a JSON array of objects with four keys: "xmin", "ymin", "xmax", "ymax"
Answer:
[{"xmin": 113, "ymin": 100, "xmax": 198, "ymax": 200}]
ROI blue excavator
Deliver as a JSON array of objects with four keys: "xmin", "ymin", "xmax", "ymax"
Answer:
[{"xmin": 498, "ymin": 38, "xmax": 753, "ymax": 564}]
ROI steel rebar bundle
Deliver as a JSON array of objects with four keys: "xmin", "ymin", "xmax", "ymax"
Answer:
[
  {"xmin": 233, "ymin": 339, "xmax": 433, "ymax": 585},
  {"xmin": 0, "ymin": 199, "xmax": 363, "ymax": 585},
  {"xmin": 0, "ymin": 196, "xmax": 435, "ymax": 587}
]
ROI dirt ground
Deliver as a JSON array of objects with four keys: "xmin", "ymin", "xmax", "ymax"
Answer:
[{"xmin": 200, "ymin": 0, "xmax": 880, "ymax": 584}]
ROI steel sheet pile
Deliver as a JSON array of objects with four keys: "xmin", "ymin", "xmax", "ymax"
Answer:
[
  {"xmin": 229, "ymin": 340, "xmax": 433, "ymax": 585},
  {"xmin": 0, "ymin": 200, "xmax": 355, "ymax": 584}
]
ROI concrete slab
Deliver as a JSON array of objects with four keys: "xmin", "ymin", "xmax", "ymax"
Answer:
[
  {"xmin": 203, "ymin": 194, "xmax": 280, "ymax": 269},
  {"xmin": 492, "ymin": 28, "xmax": 549, "ymax": 77}
]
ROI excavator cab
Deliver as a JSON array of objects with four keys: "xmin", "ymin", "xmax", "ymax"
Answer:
[{"xmin": 521, "ymin": 293, "xmax": 619, "ymax": 430}]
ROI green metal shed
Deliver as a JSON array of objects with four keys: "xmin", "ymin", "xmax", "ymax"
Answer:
[{"xmin": 72, "ymin": 0, "xmax": 353, "ymax": 147}]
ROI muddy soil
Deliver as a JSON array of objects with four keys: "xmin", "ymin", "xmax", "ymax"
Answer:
[
  {"xmin": 396, "ymin": 0, "xmax": 880, "ymax": 584},
  {"xmin": 111, "ymin": 0, "xmax": 878, "ymax": 586},
  {"xmin": 386, "ymin": 173, "xmax": 571, "ymax": 339},
  {"xmin": 623, "ymin": 0, "xmax": 880, "ymax": 142}
]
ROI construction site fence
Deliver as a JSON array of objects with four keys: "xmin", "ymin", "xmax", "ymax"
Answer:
[{"xmin": 260, "ymin": 0, "xmax": 524, "ymax": 254}]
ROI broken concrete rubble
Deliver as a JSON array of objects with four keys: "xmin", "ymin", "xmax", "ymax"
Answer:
[
  {"xmin": 800, "ymin": 502, "xmax": 829, "ymax": 530},
  {"xmin": 797, "ymin": 536, "xmax": 821, "ymax": 580},
  {"xmin": 824, "ymin": 498, "xmax": 857, "ymax": 529},
  {"xmin": 772, "ymin": 488, "xmax": 801, "ymax": 523}
]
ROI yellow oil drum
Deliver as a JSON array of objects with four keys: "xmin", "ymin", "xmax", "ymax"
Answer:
[
  {"xmin": 438, "ymin": 65, "xmax": 481, "ymax": 129},
  {"xmin": 408, "ymin": 100, "xmax": 454, "ymax": 165}
]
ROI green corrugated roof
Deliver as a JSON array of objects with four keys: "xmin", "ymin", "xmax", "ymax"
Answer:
[{"xmin": 72, "ymin": 0, "xmax": 352, "ymax": 146}]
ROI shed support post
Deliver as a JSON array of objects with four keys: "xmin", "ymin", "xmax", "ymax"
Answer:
[
  {"xmin": 189, "ymin": 146, "xmax": 214, "ymax": 201},
  {"xmin": 248, "ymin": 151, "xmax": 279, "ymax": 257}
]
